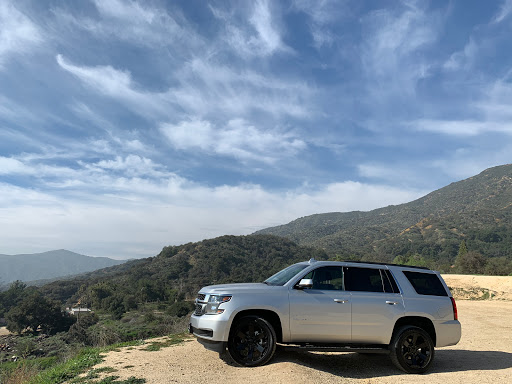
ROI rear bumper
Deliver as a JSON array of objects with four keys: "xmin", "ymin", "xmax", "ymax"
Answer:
[{"xmin": 435, "ymin": 320, "xmax": 462, "ymax": 347}]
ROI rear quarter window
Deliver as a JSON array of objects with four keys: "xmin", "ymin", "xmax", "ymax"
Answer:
[{"xmin": 403, "ymin": 271, "xmax": 448, "ymax": 296}]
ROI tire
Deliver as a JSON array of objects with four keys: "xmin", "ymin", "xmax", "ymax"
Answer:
[
  {"xmin": 390, "ymin": 326, "xmax": 435, "ymax": 374},
  {"xmin": 227, "ymin": 315, "xmax": 277, "ymax": 367}
]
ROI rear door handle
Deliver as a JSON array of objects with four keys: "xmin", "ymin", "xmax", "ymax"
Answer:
[
  {"xmin": 334, "ymin": 299, "xmax": 348, "ymax": 304},
  {"xmin": 386, "ymin": 301, "xmax": 398, "ymax": 305}
]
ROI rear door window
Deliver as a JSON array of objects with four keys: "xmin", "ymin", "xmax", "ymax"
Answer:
[
  {"xmin": 403, "ymin": 271, "xmax": 448, "ymax": 296},
  {"xmin": 344, "ymin": 267, "xmax": 384, "ymax": 293}
]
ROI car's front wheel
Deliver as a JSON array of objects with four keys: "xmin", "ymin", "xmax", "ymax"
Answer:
[
  {"xmin": 390, "ymin": 325, "xmax": 435, "ymax": 374},
  {"xmin": 227, "ymin": 315, "xmax": 276, "ymax": 367}
]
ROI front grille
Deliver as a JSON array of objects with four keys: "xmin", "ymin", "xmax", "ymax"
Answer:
[
  {"xmin": 194, "ymin": 303, "xmax": 204, "ymax": 316},
  {"xmin": 197, "ymin": 293, "xmax": 206, "ymax": 301}
]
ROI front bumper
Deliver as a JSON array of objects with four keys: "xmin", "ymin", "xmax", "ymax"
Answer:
[
  {"xmin": 189, "ymin": 313, "xmax": 231, "ymax": 342},
  {"xmin": 189, "ymin": 320, "xmax": 228, "ymax": 353}
]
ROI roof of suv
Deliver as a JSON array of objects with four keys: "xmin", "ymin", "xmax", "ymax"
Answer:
[{"xmin": 301, "ymin": 259, "xmax": 431, "ymax": 271}]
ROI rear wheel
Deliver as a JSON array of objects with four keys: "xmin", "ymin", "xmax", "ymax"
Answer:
[
  {"xmin": 227, "ymin": 316, "xmax": 276, "ymax": 367},
  {"xmin": 390, "ymin": 326, "xmax": 435, "ymax": 374}
]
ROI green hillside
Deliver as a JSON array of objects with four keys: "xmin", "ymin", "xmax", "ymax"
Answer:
[
  {"xmin": 256, "ymin": 164, "xmax": 512, "ymax": 271},
  {"xmin": 39, "ymin": 235, "xmax": 328, "ymax": 309}
]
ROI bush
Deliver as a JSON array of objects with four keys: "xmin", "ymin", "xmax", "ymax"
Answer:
[
  {"xmin": 166, "ymin": 302, "xmax": 194, "ymax": 318},
  {"xmin": 15, "ymin": 337, "xmax": 37, "ymax": 359}
]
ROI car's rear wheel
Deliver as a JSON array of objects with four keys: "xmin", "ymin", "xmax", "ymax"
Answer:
[
  {"xmin": 390, "ymin": 326, "xmax": 435, "ymax": 374},
  {"xmin": 227, "ymin": 315, "xmax": 276, "ymax": 367}
]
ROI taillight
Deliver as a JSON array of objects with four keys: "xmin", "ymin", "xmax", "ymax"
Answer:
[{"xmin": 450, "ymin": 297, "xmax": 458, "ymax": 320}]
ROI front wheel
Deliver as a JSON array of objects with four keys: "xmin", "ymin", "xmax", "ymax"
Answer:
[
  {"xmin": 390, "ymin": 326, "xmax": 435, "ymax": 374},
  {"xmin": 227, "ymin": 316, "xmax": 276, "ymax": 367}
]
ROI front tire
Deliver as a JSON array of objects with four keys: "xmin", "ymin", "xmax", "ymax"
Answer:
[
  {"xmin": 390, "ymin": 326, "xmax": 435, "ymax": 374},
  {"xmin": 227, "ymin": 316, "xmax": 276, "ymax": 367}
]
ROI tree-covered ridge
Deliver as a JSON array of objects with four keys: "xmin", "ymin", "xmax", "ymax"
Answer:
[
  {"xmin": 256, "ymin": 164, "xmax": 512, "ymax": 271},
  {"xmin": 38, "ymin": 235, "xmax": 328, "ymax": 317}
]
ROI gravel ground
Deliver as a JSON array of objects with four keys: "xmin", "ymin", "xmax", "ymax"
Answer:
[{"xmin": 90, "ymin": 300, "xmax": 512, "ymax": 384}]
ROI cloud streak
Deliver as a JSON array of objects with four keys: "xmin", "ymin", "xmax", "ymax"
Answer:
[{"xmin": 0, "ymin": 1, "xmax": 42, "ymax": 67}]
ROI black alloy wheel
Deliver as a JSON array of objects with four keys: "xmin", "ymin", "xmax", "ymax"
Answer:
[
  {"xmin": 227, "ymin": 316, "xmax": 277, "ymax": 367},
  {"xmin": 390, "ymin": 326, "xmax": 435, "ymax": 374}
]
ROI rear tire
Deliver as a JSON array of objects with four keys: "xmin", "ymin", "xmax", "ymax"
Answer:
[
  {"xmin": 227, "ymin": 316, "xmax": 277, "ymax": 367},
  {"xmin": 390, "ymin": 326, "xmax": 435, "ymax": 374}
]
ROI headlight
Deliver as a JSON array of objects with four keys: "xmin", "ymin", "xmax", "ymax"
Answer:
[{"xmin": 205, "ymin": 295, "xmax": 231, "ymax": 315}]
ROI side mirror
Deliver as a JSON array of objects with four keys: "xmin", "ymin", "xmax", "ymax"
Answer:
[{"xmin": 296, "ymin": 278, "xmax": 313, "ymax": 289}]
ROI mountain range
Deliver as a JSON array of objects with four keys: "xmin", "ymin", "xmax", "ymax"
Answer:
[
  {"xmin": 0, "ymin": 250, "xmax": 126, "ymax": 285},
  {"xmin": 256, "ymin": 164, "xmax": 512, "ymax": 268},
  {"xmin": 35, "ymin": 164, "xmax": 512, "ymax": 311}
]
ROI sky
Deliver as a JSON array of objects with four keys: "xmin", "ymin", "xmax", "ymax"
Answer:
[{"xmin": 1, "ymin": 0, "xmax": 512, "ymax": 259}]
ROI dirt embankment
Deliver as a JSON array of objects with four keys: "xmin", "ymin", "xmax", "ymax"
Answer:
[
  {"xmin": 443, "ymin": 274, "xmax": 512, "ymax": 300},
  {"xmin": 85, "ymin": 275, "xmax": 512, "ymax": 384}
]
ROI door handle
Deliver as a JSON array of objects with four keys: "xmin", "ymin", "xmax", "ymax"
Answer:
[
  {"xmin": 386, "ymin": 301, "xmax": 399, "ymax": 305},
  {"xmin": 334, "ymin": 299, "xmax": 348, "ymax": 304}
]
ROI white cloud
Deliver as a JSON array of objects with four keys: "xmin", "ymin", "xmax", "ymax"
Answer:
[
  {"xmin": 0, "ymin": 2, "xmax": 42, "ymax": 67},
  {"xmin": 361, "ymin": 2, "xmax": 440, "ymax": 97},
  {"xmin": 56, "ymin": 54, "xmax": 170, "ymax": 118},
  {"xmin": 412, "ymin": 119, "xmax": 509, "ymax": 136},
  {"xmin": 443, "ymin": 38, "xmax": 478, "ymax": 71},
  {"xmin": 89, "ymin": 155, "xmax": 172, "ymax": 178},
  {"xmin": 0, "ymin": 157, "xmax": 34, "ymax": 175},
  {"xmin": 493, "ymin": 0, "xmax": 512, "ymax": 23},
  {"xmin": 293, "ymin": 0, "xmax": 345, "ymax": 48},
  {"xmin": 51, "ymin": 0, "xmax": 201, "ymax": 50},
  {"xmin": 57, "ymin": 54, "xmax": 133, "ymax": 97},
  {"xmin": 223, "ymin": 0, "xmax": 290, "ymax": 58},
  {"xmin": 171, "ymin": 58, "xmax": 313, "ymax": 118},
  {"xmin": 0, "ymin": 174, "xmax": 423, "ymax": 258},
  {"xmin": 57, "ymin": 54, "xmax": 312, "ymax": 121},
  {"xmin": 411, "ymin": 72, "xmax": 512, "ymax": 136},
  {"xmin": 160, "ymin": 119, "xmax": 306, "ymax": 163}
]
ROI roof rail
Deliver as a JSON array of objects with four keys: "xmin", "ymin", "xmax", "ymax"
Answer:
[{"xmin": 341, "ymin": 260, "xmax": 431, "ymax": 270}]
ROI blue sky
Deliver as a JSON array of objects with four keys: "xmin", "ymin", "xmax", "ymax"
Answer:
[{"xmin": 1, "ymin": 0, "xmax": 512, "ymax": 259}]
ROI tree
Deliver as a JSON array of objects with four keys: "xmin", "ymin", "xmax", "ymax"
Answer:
[
  {"xmin": 484, "ymin": 257, "xmax": 512, "ymax": 276},
  {"xmin": 454, "ymin": 251, "xmax": 487, "ymax": 274},
  {"xmin": 0, "ymin": 281, "xmax": 29, "ymax": 318},
  {"xmin": 6, "ymin": 291, "xmax": 75, "ymax": 334},
  {"xmin": 457, "ymin": 240, "xmax": 468, "ymax": 259}
]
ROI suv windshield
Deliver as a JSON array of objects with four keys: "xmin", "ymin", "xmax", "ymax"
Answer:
[{"xmin": 264, "ymin": 264, "xmax": 309, "ymax": 286}]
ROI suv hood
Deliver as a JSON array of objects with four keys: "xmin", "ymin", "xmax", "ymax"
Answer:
[{"xmin": 200, "ymin": 282, "xmax": 278, "ymax": 294}]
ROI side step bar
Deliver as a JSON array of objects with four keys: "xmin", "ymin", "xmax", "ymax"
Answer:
[{"xmin": 281, "ymin": 343, "xmax": 390, "ymax": 354}]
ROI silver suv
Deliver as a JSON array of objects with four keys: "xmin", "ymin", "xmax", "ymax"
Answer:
[{"xmin": 189, "ymin": 259, "xmax": 461, "ymax": 373}]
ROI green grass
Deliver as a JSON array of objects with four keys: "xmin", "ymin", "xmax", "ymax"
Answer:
[
  {"xmin": 26, "ymin": 340, "xmax": 142, "ymax": 384},
  {"xmin": 141, "ymin": 333, "xmax": 186, "ymax": 351}
]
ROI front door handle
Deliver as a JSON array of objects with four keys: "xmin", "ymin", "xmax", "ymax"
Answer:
[
  {"xmin": 386, "ymin": 301, "xmax": 399, "ymax": 305},
  {"xmin": 334, "ymin": 299, "xmax": 348, "ymax": 304}
]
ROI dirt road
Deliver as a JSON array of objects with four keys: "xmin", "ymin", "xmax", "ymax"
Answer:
[{"xmin": 90, "ymin": 300, "xmax": 512, "ymax": 384}]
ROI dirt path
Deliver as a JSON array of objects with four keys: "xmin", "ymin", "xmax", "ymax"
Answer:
[
  {"xmin": 90, "ymin": 300, "xmax": 512, "ymax": 384},
  {"xmin": 0, "ymin": 327, "xmax": 10, "ymax": 336}
]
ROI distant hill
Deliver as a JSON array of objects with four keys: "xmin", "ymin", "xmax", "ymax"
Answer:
[
  {"xmin": 255, "ymin": 164, "xmax": 512, "ymax": 268},
  {"xmin": 0, "ymin": 250, "xmax": 127, "ymax": 285}
]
